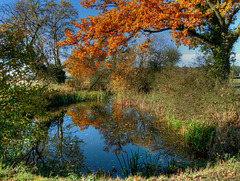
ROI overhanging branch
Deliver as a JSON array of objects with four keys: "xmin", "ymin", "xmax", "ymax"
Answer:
[
  {"xmin": 188, "ymin": 29, "xmax": 215, "ymax": 49},
  {"xmin": 231, "ymin": 22, "xmax": 240, "ymax": 45},
  {"xmin": 142, "ymin": 28, "xmax": 172, "ymax": 33}
]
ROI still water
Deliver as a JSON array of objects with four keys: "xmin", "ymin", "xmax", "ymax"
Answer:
[{"xmin": 39, "ymin": 100, "xmax": 189, "ymax": 177}]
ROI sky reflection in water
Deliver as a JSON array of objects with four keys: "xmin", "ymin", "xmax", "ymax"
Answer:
[{"xmin": 40, "ymin": 100, "xmax": 188, "ymax": 176}]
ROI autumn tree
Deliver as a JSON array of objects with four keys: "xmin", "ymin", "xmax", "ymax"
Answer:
[
  {"xmin": 104, "ymin": 35, "xmax": 181, "ymax": 93},
  {"xmin": 0, "ymin": 0, "xmax": 78, "ymax": 83},
  {"xmin": 1, "ymin": 0, "xmax": 49, "ymax": 77},
  {"xmin": 61, "ymin": 0, "xmax": 240, "ymax": 80}
]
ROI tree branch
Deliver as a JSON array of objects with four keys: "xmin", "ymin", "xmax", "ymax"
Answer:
[
  {"xmin": 188, "ymin": 29, "xmax": 215, "ymax": 49},
  {"xmin": 231, "ymin": 22, "xmax": 240, "ymax": 45},
  {"xmin": 206, "ymin": 0, "xmax": 226, "ymax": 29},
  {"xmin": 226, "ymin": 6, "xmax": 240, "ymax": 28},
  {"xmin": 142, "ymin": 28, "xmax": 172, "ymax": 33}
]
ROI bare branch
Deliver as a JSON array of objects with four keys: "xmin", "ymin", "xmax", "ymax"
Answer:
[{"xmin": 142, "ymin": 28, "xmax": 172, "ymax": 33}]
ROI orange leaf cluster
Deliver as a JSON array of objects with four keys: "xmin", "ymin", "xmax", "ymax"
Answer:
[{"xmin": 60, "ymin": 0, "xmax": 239, "ymax": 77}]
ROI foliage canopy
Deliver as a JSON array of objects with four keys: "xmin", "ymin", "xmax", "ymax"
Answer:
[{"xmin": 61, "ymin": 0, "xmax": 240, "ymax": 79}]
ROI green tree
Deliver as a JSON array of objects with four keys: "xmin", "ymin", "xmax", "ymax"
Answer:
[
  {"xmin": 0, "ymin": 23, "xmax": 50, "ymax": 164},
  {"xmin": 143, "ymin": 35, "xmax": 182, "ymax": 71},
  {"xmin": 0, "ymin": 0, "xmax": 78, "ymax": 83}
]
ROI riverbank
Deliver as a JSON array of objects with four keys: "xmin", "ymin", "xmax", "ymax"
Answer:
[
  {"xmin": 0, "ymin": 154, "xmax": 239, "ymax": 180},
  {"xmin": 46, "ymin": 83, "xmax": 110, "ymax": 108},
  {"xmin": 114, "ymin": 91, "xmax": 240, "ymax": 159},
  {"xmin": 1, "ymin": 81, "xmax": 240, "ymax": 180}
]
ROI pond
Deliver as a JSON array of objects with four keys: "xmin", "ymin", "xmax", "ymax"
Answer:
[{"xmin": 38, "ymin": 99, "xmax": 190, "ymax": 177}]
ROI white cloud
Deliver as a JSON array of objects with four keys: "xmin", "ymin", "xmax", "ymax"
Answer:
[
  {"xmin": 178, "ymin": 54, "xmax": 197, "ymax": 67},
  {"xmin": 236, "ymin": 54, "xmax": 240, "ymax": 59},
  {"xmin": 179, "ymin": 53, "xmax": 240, "ymax": 67}
]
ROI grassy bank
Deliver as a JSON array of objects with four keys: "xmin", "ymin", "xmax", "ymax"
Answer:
[
  {"xmin": 2, "ymin": 77, "xmax": 240, "ymax": 180},
  {"xmin": 47, "ymin": 83, "xmax": 110, "ymax": 108},
  {"xmin": 0, "ymin": 155, "xmax": 239, "ymax": 180},
  {"xmin": 112, "ymin": 68, "xmax": 240, "ymax": 158},
  {"xmin": 114, "ymin": 91, "xmax": 240, "ymax": 159},
  {"xmin": 48, "ymin": 90, "xmax": 109, "ymax": 108}
]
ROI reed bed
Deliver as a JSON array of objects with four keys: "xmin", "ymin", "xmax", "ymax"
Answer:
[
  {"xmin": 114, "ymin": 90, "xmax": 240, "ymax": 159},
  {"xmin": 48, "ymin": 90, "xmax": 109, "ymax": 108}
]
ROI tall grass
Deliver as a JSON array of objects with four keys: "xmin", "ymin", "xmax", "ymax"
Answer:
[
  {"xmin": 46, "ymin": 83, "xmax": 110, "ymax": 108},
  {"xmin": 116, "ymin": 150, "xmax": 142, "ymax": 177},
  {"xmin": 114, "ymin": 67, "xmax": 240, "ymax": 159},
  {"xmin": 48, "ymin": 90, "xmax": 109, "ymax": 108},
  {"xmin": 115, "ymin": 149, "xmax": 183, "ymax": 178}
]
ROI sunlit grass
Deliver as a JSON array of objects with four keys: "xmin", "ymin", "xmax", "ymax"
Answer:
[
  {"xmin": 114, "ymin": 78, "xmax": 240, "ymax": 158},
  {"xmin": 46, "ymin": 83, "xmax": 110, "ymax": 108},
  {"xmin": 48, "ymin": 90, "xmax": 109, "ymax": 107}
]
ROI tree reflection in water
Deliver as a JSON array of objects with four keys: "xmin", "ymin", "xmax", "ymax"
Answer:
[
  {"xmin": 67, "ymin": 100, "xmax": 180, "ymax": 157},
  {"xmin": 33, "ymin": 100, "xmax": 189, "ymax": 176},
  {"xmin": 39, "ymin": 111, "xmax": 86, "ymax": 172}
]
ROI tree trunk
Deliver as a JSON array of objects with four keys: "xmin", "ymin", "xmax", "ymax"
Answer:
[{"xmin": 211, "ymin": 43, "xmax": 231, "ymax": 80}]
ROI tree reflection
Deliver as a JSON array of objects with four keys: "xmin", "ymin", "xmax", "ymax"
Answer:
[
  {"xmin": 66, "ymin": 101, "xmax": 173, "ymax": 156},
  {"xmin": 39, "ymin": 111, "xmax": 86, "ymax": 172}
]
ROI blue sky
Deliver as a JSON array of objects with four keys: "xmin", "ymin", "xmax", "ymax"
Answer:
[{"xmin": 1, "ymin": 0, "xmax": 240, "ymax": 66}]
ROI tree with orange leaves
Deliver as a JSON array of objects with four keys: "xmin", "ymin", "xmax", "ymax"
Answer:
[{"xmin": 61, "ymin": 0, "xmax": 240, "ymax": 80}]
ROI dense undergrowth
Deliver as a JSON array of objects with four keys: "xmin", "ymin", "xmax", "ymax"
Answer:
[{"xmin": 113, "ymin": 67, "xmax": 240, "ymax": 159}]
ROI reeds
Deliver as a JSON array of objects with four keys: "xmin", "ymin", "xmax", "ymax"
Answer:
[
  {"xmin": 115, "ymin": 149, "xmax": 163, "ymax": 178},
  {"xmin": 114, "ymin": 90, "xmax": 240, "ymax": 159},
  {"xmin": 48, "ymin": 91, "xmax": 109, "ymax": 108}
]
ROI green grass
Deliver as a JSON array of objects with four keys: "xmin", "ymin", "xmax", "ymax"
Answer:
[
  {"xmin": 114, "ymin": 89, "xmax": 240, "ymax": 159},
  {"xmin": 1, "ymin": 155, "xmax": 240, "ymax": 180},
  {"xmin": 46, "ymin": 83, "xmax": 110, "ymax": 108},
  {"xmin": 48, "ymin": 90, "xmax": 110, "ymax": 108}
]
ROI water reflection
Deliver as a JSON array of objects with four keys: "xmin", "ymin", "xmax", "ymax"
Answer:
[
  {"xmin": 69, "ymin": 101, "xmax": 180, "ymax": 155},
  {"xmin": 39, "ymin": 100, "xmax": 188, "ymax": 176},
  {"xmin": 39, "ymin": 112, "xmax": 86, "ymax": 172}
]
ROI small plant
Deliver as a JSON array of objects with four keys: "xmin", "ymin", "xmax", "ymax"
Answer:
[
  {"xmin": 115, "ymin": 149, "xmax": 163, "ymax": 178},
  {"xmin": 116, "ymin": 149, "xmax": 142, "ymax": 177}
]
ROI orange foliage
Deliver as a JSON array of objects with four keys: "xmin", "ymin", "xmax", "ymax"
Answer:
[
  {"xmin": 60, "ymin": 0, "xmax": 239, "ymax": 57},
  {"xmin": 59, "ymin": 0, "xmax": 240, "ymax": 79},
  {"xmin": 105, "ymin": 63, "xmax": 112, "ymax": 69},
  {"xmin": 110, "ymin": 59, "xmax": 135, "ymax": 92}
]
